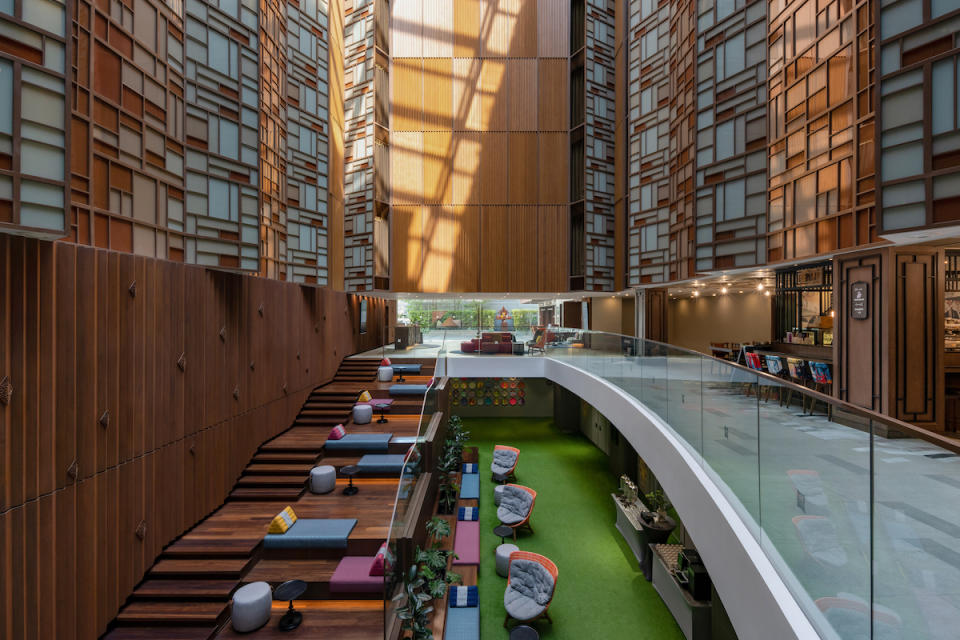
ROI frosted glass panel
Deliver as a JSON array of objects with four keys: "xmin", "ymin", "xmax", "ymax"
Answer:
[
  {"xmin": 932, "ymin": 59, "xmax": 955, "ymax": 136},
  {"xmin": 881, "ymin": 143, "xmax": 922, "ymax": 181},
  {"xmin": 208, "ymin": 31, "xmax": 230, "ymax": 75},
  {"xmin": 209, "ymin": 178, "xmax": 229, "ymax": 219},
  {"xmin": 0, "ymin": 59, "xmax": 11, "ymax": 135},
  {"xmin": 716, "ymin": 120, "xmax": 734, "ymax": 159},
  {"xmin": 20, "ymin": 140, "xmax": 64, "ymax": 180},
  {"xmin": 20, "ymin": 179, "xmax": 63, "ymax": 206},
  {"xmin": 22, "ymin": 0, "xmax": 65, "ymax": 37},
  {"xmin": 724, "ymin": 179, "xmax": 746, "ymax": 220},
  {"xmin": 219, "ymin": 118, "xmax": 238, "ymax": 159}
]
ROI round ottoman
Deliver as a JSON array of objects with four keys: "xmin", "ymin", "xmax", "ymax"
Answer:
[
  {"xmin": 231, "ymin": 581, "xmax": 272, "ymax": 632},
  {"xmin": 494, "ymin": 484, "xmax": 505, "ymax": 506},
  {"xmin": 310, "ymin": 465, "xmax": 336, "ymax": 494},
  {"xmin": 496, "ymin": 543, "xmax": 519, "ymax": 577},
  {"xmin": 352, "ymin": 404, "xmax": 373, "ymax": 424},
  {"xmin": 377, "ymin": 366, "xmax": 393, "ymax": 382}
]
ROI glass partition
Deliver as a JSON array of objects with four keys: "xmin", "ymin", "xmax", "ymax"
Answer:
[
  {"xmin": 544, "ymin": 326, "xmax": 960, "ymax": 640},
  {"xmin": 383, "ymin": 335, "xmax": 445, "ymax": 636}
]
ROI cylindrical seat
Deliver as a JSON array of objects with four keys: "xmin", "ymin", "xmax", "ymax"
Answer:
[
  {"xmin": 310, "ymin": 465, "xmax": 336, "ymax": 494},
  {"xmin": 494, "ymin": 484, "xmax": 506, "ymax": 506},
  {"xmin": 377, "ymin": 366, "xmax": 393, "ymax": 382},
  {"xmin": 496, "ymin": 543, "xmax": 519, "ymax": 577},
  {"xmin": 352, "ymin": 404, "xmax": 373, "ymax": 424},
  {"xmin": 231, "ymin": 581, "xmax": 272, "ymax": 632}
]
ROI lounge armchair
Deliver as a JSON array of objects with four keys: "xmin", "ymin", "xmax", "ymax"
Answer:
[
  {"xmin": 496, "ymin": 484, "xmax": 535, "ymax": 539},
  {"xmin": 503, "ymin": 551, "xmax": 557, "ymax": 628},
  {"xmin": 491, "ymin": 445, "xmax": 519, "ymax": 483},
  {"xmin": 526, "ymin": 327, "xmax": 546, "ymax": 354}
]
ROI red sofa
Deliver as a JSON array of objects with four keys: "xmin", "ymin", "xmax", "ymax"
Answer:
[{"xmin": 460, "ymin": 333, "xmax": 514, "ymax": 354}]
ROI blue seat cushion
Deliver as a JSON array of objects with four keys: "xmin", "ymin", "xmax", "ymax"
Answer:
[
  {"xmin": 263, "ymin": 518, "xmax": 357, "ymax": 549},
  {"xmin": 389, "ymin": 384, "xmax": 429, "ymax": 396},
  {"xmin": 459, "ymin": 473, "xmax": 479, "ymax": 500},
  {"xmin": 392, "ymin": 364, "xmax": 422, "ymax": 374},
  {"xmin": 324, "ymin": 433, "xmax": 393, "ymax": 452},
  {"xmin": 357, "ymin": 454, "xmax": 409, "ymax": 474},
  {"xmin": 444, "ymin": 603, "xmax": 479, "ymax": 640}
]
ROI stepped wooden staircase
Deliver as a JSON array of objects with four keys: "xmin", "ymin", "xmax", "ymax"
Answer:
[{"xmin": 102, "ymin": 358, "xmax": 383, "ymax": 640}]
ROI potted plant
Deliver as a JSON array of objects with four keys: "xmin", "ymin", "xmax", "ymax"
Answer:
[
  {"xmin": 425, "ymin": 517, "xmax": 451, "ymax": 549},
  {"xmin": 415, "ymin": 546, "xmax": 462, "ymax": 600},
  {"xmin": 437, "ymin": 475, "xmax": 459, "ymax": 515},
  {"xmin": 645, "ymin": 489, "xmax": 671, "ymax": 523},
  {"xmin": 392, "ymin": 564, "xmax": 434, "ymax": 640},
  {"xmin": 436, "ymin": 445, "xmax": 459, "ymax": 476}
]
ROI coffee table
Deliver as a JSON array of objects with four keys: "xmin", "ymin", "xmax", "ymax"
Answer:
[
  {"xmin": 340, "ymin": 464, "xmax": 359, "ymax": 496},
  {"xmin": 509, "ymin": 625, "xmax": 539, "ymax": 640},
  {"xmin": 494, "ymin": 524, "xmax": 513, "ymax": 544},
  {"xmin": 274, "ymin": 579, "xmax": 307, "ymax": 631}
]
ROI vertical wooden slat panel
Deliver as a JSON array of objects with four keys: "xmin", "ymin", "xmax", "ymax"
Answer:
[
  {"xmin": 453, "ymin": 132, "xmax": 482, "ymax": 204},
  {"xmin": 482, "ymin": 0, "xmax": 512, "ymax": 57},
  {"xmin": 509, "ymin": 206, "xmax": 539, "ymax": 291},
  {"xmin": 391, "ymin": 58, "xmax": 423, "ymax": 132},
  {"xmin": 23, "ymin": 499, "xmax": 38, "ymax": 640},
  {"xmin": 539, "ymin": 132, "xmax": 569, "ymax": 204},
  {"xmin": 23, "ymin": 240, "xmax": 40, "ymax": 503},
  {"xmin": 106, "ymin": 252, "xmax": 120, "ymax": 470},
  {"xmin": 55, "ymin": 486, "xmax": 77, "ymax": 640},
  {"xmin": 392, "ymin": 0, "xmax": 423, "ymax": 57},
  {"xmin": 422, "ymin": 205, "xmax": 454, "ymax": 292},
  {"xmin": 538, "ymin": 205, "xmax": 568, "ymax": 291},
  {"xmin": 422, "ymin": 0, "xmax": 453, "ymax": 57},
  {"xmin": 391, "ymin": 132, "xmax": 425, "ymax": 205},
  {"xmin": 36, "ymin": 493, "xmax": 55, "ymax": 639},
  {"xmin": 453, "ymin": 205, "xmax": 480, "ymax": 291},
  {"xmin": 454, "ymin": 0, "xmax": 481, "ymax": 57},
  {"xmin": 55, "ymin": 244, "xmax": 77, "ymax": 490},
  {"xmin": 508, "ymin": 132, "xmax": 538, "ymax": 204},
  {"xmin": 424, "ymin": 130, "xmax": 454, "ymax": 204},
  {"xmin": 391, "ymin": 205, "xmax": 424, "ymax": 291},
  {"xmin": 481, "ymin": 206, "xmax": 509, "ymax": 291},
  {"xmin": 9, "ymin": 239, "xmax": 26, "ymax": 508},
  {"xmin": 423, "ymin": 58, "xmax": 453, "ymax": 131},
  {"xmin": 76, "ymin": 477, "xmax": 97, "ymax": 639},
  {"xmin": 0, "ymin": 509, "xmax": 9, "ymax": 639},
  {"xmin": 37, "ymin": 242, "xmax": 56, "ymax": 497},
  {"xmin": 480, "ymin": 59, "xmax": 507, "ymax": 130},
  {"xmin": 513, "ymin": 0, "xmax": 537, "ymax": 57},
  {"xmin": 452, "ymin": 58, "xmax": 482, "ymax": 131},
  {"xmin": 538, "ymin": 59, "xmax": 568, "ymax": 131},
  {"xmin": 117, "ymin": 253, "xmax": 135, "ymax": 464},
  {"xmin": 75, "ymin": 247, "xmax": 97, "ymax": 480},
  {"xmin": 9, "ymin": 505, "xmax": 25, "ymax": 640},
  {"xmin": 480, "ymin": 132, "xmax": 508, "ymax": 202},
  {"xmin": 0, "ymin": 235, "xmax": 7, "ymax": 512},
  {"xmin": 537, "ymin": 0, "xmax": 569, "ymax": 57},
  {"xmin": 508, "ymin": 59, "xmax": 537, "ymax": 131}
]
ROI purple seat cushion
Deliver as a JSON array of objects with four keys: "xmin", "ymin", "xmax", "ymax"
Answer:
[
  {"xmin": 452, "ymin": 521, "xmax": 480, "ymax": 565},
  {"xmin": 330, "ymin": 556, "xmax": 384, "ymax": 593},
  {"xmin": 355, "ymin": 398, "xmax": 394, "ymax": 407}
]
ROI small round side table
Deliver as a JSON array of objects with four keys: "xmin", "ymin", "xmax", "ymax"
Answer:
[
  {"xmin": 509, "ymin": 624, "xmax": 540, "ymax": 640},
  {"xmin": 375, "ymin": 402, "xmax": 389, "ymax": 424},
  {"xmin": 493, "ymin": 524, "xmax": 513, "ymax": 544},
  {"xmin": 340, "ymin": 464, "xmax": 359, "ymax": 496},
  {"xmin": 274, "ymin": 579, "xmax": 307, "ymax": 632}
]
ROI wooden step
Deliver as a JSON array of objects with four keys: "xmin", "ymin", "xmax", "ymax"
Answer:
[
  {"xmin": 236, "ymin": 474, "xmax": 307, "ymax": 487},
  {"xmin": 116, "ymin": 601, "xmax": 228, "ymax": 625},
  {"xmin": 252, "ymin": 452, "xmax": 319, "ymax": 464},
  {"xmin": 150, "ymin": 557, "xmax": 253, "ymax": 579},
  {"xmin": 133, "ymin": 579, "xmax": 239, "ymax": 600},
  {"xmin": 163, "ymin": 537, "xmax": 260, "ymax": 558},
  {"xmin": 244, "ymin": 462, "xmax": 314, "ymax": 475},
  {"xmin": 300, "ymin": 408, "xmax": 350, "ymax": 416},
  {"xmin": 228, "ymin": 486, "xmax": 305, "ymax": 501},
  {"xmin": 103, "ymin": 626, "xmax": 217, "ymax": 640}
]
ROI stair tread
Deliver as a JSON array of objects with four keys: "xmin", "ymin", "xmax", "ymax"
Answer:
[
  {"xmin": 103, "ymin": 626, "xmax": 217, "ymax": 639},
  {"xmin": 163, "ymin": 538, "xmax": 259, "ymax": 558},
  {"xmin": 252, "ymin": 452, "xmax": 319, "ymax": 463},
  {"xmin": 244, "ymin": 463, "xmax": 314, "ymax": 474},
  {"xmin": 117, "ymin": 601, "xmax": 227, "ymax": 624},
  {"xmin": 151, "ymin": 557, "xmax": 251, "ymax": 577},
  {"xmin": 236, "ymin": 474, "xmax": 307, "ymax": 485},
  {"xmin": 228, "ymin": 487, "xmax": 305, "ymax": 500},
  {"xmin": 133, "ymin": 579, "xmax": 239, "ymax": 599}
]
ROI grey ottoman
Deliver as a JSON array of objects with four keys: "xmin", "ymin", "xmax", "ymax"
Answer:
[
  {"xmin": 496, "ymin": 543, "xmax": 519, "ymax": 577},
  {"xmin": 494, "ymin": 484, "xmax": 506, "ymax": 506},
  {"xmin": 310, "ymin": 465, "xmax": 336, "ymax": 494},
  {"xmin": 377, "ymin": 366, "xmax": 394, "ymax": 382},
  {"xmin": 352, "ymin": 404, "xmax": 373, "ymax": 424},
  {"xmin": 231, "ymin": 581, "xmax": 272, "ymax": 632}
]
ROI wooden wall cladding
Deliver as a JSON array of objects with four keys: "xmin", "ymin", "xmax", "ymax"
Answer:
[
  {"xmin": 836, "ymin": 251, "xmax": 886, "ymax": 412},
  {"xmin": 0, "ymin": 236, "xmax": 385, "ymax": 639},
  {"xmin": 388, "ymin": 0, "xmax": 570, "ymax": 292}
]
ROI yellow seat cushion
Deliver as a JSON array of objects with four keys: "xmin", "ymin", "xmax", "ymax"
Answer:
[
  {"xmin": 283, "ymin": 506, "xmax": 298, "ymax": 524},
  {"xmin": 358, "ymin": 390, "xmax": 372, "ymax": 402},
  {"xmin": 268, "ymin": 515, "xmax": 289, "ymax": 534}
]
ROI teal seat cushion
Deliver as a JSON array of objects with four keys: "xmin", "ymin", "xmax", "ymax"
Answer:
[
  {"xmin": 357, "ymin": 454, "xmax": 408, "ymax": 474},
  {"xmin": 444, "ymin": 604, "xmax": 479, "ymax": 640},
  {"xmin": 263, "ymin": 518, "xmax": 357, "ymax": 549},
  {"xmin": 324, "ymin": 433, "xmax": 393, "ymax": 452},
  {"xmin": 390, "ymin": 384, "xmax": 429, "ymax": 396},
  {"xmin": 392, "ymin": 364, "xmax": 422, "ymax": 373},
  {"xmin": 459, "ymin": 473, "xmax": 479, "ymax": 500}
]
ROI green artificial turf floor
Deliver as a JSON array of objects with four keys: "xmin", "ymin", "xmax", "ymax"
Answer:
[{"xmin": 464, "ymin": 417, "xmax": 683, "ymax": 640}]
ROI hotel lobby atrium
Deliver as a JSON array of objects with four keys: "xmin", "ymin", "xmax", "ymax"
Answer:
[{"xmin": 2, "ymin": 0, "xmax": 960, "ymax": 639}]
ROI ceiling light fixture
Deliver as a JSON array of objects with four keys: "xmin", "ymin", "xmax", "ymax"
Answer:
[
  {"xmin": 757, "ymin": 283, "xmax": 765, "ymax": 291},
  {"xmin": 721, "ymin": 287, "xmax": 728, "ymax": 294}
]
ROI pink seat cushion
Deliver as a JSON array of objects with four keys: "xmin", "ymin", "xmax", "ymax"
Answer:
[
  {"xmin": 355, "ymin": 398, "xmax": 394, "ymax": 407},
  {"xmin": 452, "ymin": 521, "xmax": 480, "ymax": 565},
  {"xmin": 330, "ymin": 556, "xmax": 384, "ymax": 593}
]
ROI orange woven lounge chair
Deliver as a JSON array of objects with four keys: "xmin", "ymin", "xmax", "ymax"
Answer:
[
  {"xmin": 491, "ymin": 444, "xmax": 520, "ymax": 483},
  {"xmin": 496, "ymin": 484, "xmax": 536, "ymax": 540},
  {"xmin": 503, "ymin": 551, "xmax": 558, "ymax": 628}
]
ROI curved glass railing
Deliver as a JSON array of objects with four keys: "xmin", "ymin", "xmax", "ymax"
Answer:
[
  {"xmin": 544, "ymin": 327, "xmax": 960, "ymax": 640},
  {"xmin": 383, "ymin": 332, "xmax": 445, "ymax": 637}
]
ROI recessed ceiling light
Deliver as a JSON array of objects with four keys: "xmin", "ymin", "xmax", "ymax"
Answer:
[
  {"xmin": 757, "ymin": 283, "xmax": 764, "ymax": 291},
  {"xmin": 721, "ymin": 287, "xmax": 728, "ymax": 294},
  {"xmin": 693, "ymin": 291, "xmax": 699, "ymax": 297},
  {"xmin": 764, "ymin": 291, "xmax": 770, "ymax": 297}
]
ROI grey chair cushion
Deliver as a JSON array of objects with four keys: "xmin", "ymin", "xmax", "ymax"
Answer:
[
  {"xmin": 491, "ymin": 450, "xmax": 518, "ymax": 480},
  {"xmin": 503, "ymin": 559, "xmax": 554, "ymax": 620},
  {"xmin": 497, "ymin": 486, "xmax": 532, "ymax": 525}
]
